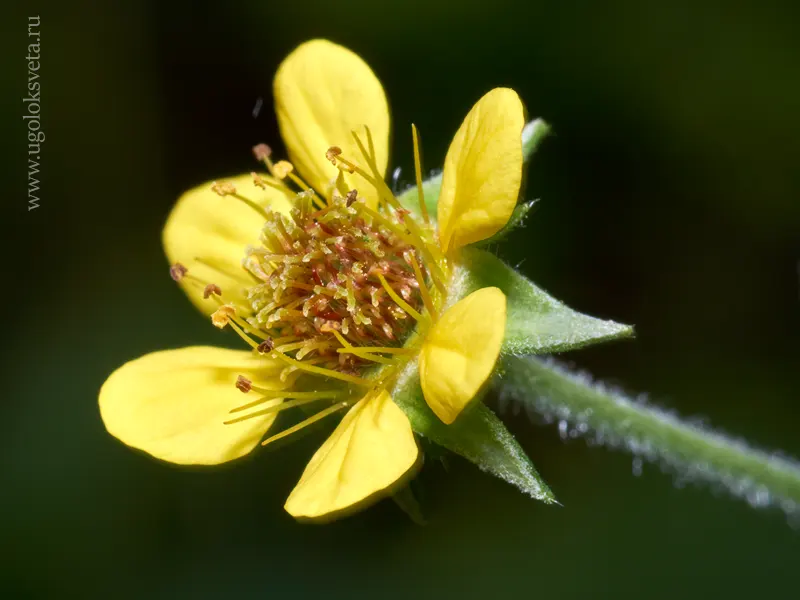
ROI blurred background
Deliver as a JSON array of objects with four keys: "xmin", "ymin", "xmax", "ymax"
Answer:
[{"xmin": 4, "ymin": 0, "xmax": 799, "ymax": 597}]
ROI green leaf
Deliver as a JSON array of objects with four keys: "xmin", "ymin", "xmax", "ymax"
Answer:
[
  {"xmin": 396, "ymin": 118, "xmax": 551, "ymax": 220},
  {"xmin": 391, "ymin": 361, "xmax": 556, "ymax": 503},
  {"xmin": 455, "ymin": 248, "xmax": 634, "ymax": 354}
]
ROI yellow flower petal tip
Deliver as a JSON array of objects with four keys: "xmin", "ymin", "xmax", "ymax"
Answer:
[
  {"xmin": 438, "ymin": 87, "xmax": 525, "ymax": 253},
  {"xmin": 284, "ymin": 390, "xmax": 420, "ymax": 522},
  {"xmin": 419, "ymin": 287, "xmax": 507, "ymax": 424},
  {"xmin": 163, "ymin": 172, "xmax": 293, "ymax": 315},
  {"xmin": 99, "ymin": 346, "xmax": 288, "ymax": 465},
  {"xmin": 274, "ymin": 39, "xmax": 390, "ymax": 208}
]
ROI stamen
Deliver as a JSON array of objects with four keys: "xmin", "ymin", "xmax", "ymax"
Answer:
[
  {"xmin": 231, "ymin": 192, "xmax": 270, "ymax": 220},
  {"xmin": 260, "ymin": 401, "xmax": 349, "ymax": 446},
  {"xmin": 227, "ymin": 396, "xmax": 342, "ymax": 425},
  {"xmin": 331, "ymin": 329, "xmax": 352, "ymax": 348},
  {"xmin": 211, "ymin": 181, "xmax": 237, "ymax": 196},
  {"xmin": 229, "ymin": 320, "xmax": 260, "ymax": 350},
  {"xmin": 407, "ymin": 251, "xmax": 437, "ymax": 320},
  {"xmin": 333, "ymin": 171, "xmax": 350, "ymax": 199},
  {"xmin": 203, "ymin": 283, "xmax": 222, "ymax": 299},
  {"xmin": 211, "ymin": 305, "xmax": 236, "ymax": 329},
  {"xmin": 251, "ymin": 172, "xmax": 284, "ymax": 192},
  {"xmin": 252, "ymin": 144, "xmax": 272, "ymax": 161},
  {"xmin": 224, "ymin": 398, "xmax": 283, "ymax": 424},
  {"xmin": 337, "ymin": 346, "xmax": 412, "ymax": 355},
  {"xmin": 230, "ymin": 387, "xmax": 344, "ymax": 414},
  {"xmin": 271, "ymin": 352, "xmax": 371, "ymax": 386},
  {"xmin": 341, "ymin": 352, "xmax": 394, "ymax": 365},
  {"xmin": 270, "ymin": 161, "xmax": 323, "ymax": 207},
  {"xmin": 235, "ymin": 375, "xmax": 252, "ymax": 393},
  {"xmin": 411, "ymin": 124, "xmax": 430, "ymax": 224},
  {"xmin": 377, "ymin": 274, "xmax": 425, "ymax": 323},
  {"xmin": 169, "ymin": 263, "xmax": 188, "ymax": 281},
  {"xmin": 211, "ymin": 181, "xmax": 271, "ymax": 220},
  {"xmin": 257, "ymin": 339, "xmax": 274, "ymax": 354},
  {"xmin": 343, "ymin": 134, "xmax": 448, "ymax": 291},
  {"xmin": 232, "ymin": 314, "xmax": 273, "ymax": 341},
  {"xmin": 272, "ymin": 161, "xmax": 294, "ymax": 180},
  {"xmin": 326, "ymin": 147, "xmax": 342, "ymax": 164}
]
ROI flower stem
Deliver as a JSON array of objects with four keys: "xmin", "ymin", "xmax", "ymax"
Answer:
[{"xmin": 499, "ymin": 355, "xmax": 800, "ymax": 517}]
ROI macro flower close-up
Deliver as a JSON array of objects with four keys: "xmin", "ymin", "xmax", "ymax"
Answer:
[
  {"xmin": 9, "ymin": 4, "xmax": 800, "ymax": 598},
  {"xmin": 99, "ymin": 39, "xmax": 581, "ymax": 521}
]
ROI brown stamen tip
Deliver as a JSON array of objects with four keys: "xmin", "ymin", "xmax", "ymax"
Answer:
[
  {"xmin": 235, "ymin": 375, "xmax": 252, "ymax": 393},
  {"xmin": 252, "ymin": 172, "xmax": 267, "ymax": 189},
  {"xmin": 169, "ymin": 262, "xmax": 188, "ymax": 281},
  {"xmin": 252, "ymin": 143, "xmax": 272, "ymax": 161},
  {"xmin": 272, "ymin": 161, "xmax": 294, "ymax": 180},
  {"xmin": 211, "ymin": 304, "xmax": 236, "ymax": 329},
  {"xmin": 257, "ymin": 338, "xmax": 274, "ymax": 354},
  {"xmin": 203, "ymin": 283, "xmax": 222, "ymax": 299},
  {"xmin": 326, "ymin": 146, "xmax": 342, "ymax": 164},
  {"xmin": 345, "ymin": 189, "xmax": 358, "ymax": 207},
  {"xmin": 211, "ymin": 181, "xmax": 237, "ymax": 196}
]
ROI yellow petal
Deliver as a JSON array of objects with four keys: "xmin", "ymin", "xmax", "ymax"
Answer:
[
  {"xmin": 284, "ymin": 390, "xmax": 419, "ymax": 521},
  {"xmin": 437, "ymin": 88, "xmax": 525, "ymax": 252},
  {"xmin": 163, "ymin": 173, "xmax": 293, "ymax": 315},
  {"xmin": 99, "ymin": 346, "xmax": 289, "ymax": 465},
  {"xmin": 419, "ymin": 287, "xmax": 507, "ymax": 424},
  {"xmin": 274, "ymin": 39, "xmax": 390, "ymax": 208}
]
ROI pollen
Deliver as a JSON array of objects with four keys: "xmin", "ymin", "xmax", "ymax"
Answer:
[
  {"xmin": 211, "ymin": 181, "xmax": 237, "ymax": 196},
  {"xmin": 211, "ymin": 304, "xmax": 236, "ymax": 329},
  {"xmin": 272, "ymin": 161, "xmax": 294, "ymax": 180}
]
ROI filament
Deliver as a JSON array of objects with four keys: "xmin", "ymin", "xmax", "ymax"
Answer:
[{"xmin": 261, "ymin": 401, "xmax": 350, "ymax": 446}]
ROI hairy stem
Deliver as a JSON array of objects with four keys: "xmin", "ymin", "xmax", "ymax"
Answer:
[{"xmin": 498, "ymin": 355, "xmax": 800, "ymax": 517}]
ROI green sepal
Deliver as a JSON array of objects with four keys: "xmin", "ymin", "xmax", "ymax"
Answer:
[
  {"xmin": 396, "ymin": 171, "xmax": 440, "ymax": 222},
  {"xmin": 391, "ymin": 482, "xmax": 427, "ymax": 525},
  {"xmin": 473, "ymin": 200, "xmax": 538, "ymax": 247},
  {"xmin": 391, "ymin": 362, "xmax": 556, "ymax": 503},
  {"xmin": 455, "ymin": 248, "xmax": 634, "ymax": 354},
  {"xmin": 396, "ymin": 118, "xmax": 551, "ymax": 220}
]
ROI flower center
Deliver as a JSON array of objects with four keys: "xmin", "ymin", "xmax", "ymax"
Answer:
[
  {"xmin": 173, "ymin": 124, "xmax": 448, "ymax": 445},
  {"xmin": 241, "ymin": 190, "xmax": 431, "ymax": 377}
]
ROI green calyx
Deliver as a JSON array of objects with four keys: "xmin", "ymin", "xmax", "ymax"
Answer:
[{"xmin": 391, "ymin": 118, "xmax": 633, "ymax": 504}]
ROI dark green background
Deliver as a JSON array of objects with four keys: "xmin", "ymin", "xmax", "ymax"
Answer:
[{"xmin": 5, "ymin": 0, "xmax": 799, "ymax": 598}]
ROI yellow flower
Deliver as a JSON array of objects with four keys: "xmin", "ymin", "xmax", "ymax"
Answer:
[{"xmin": 99, "ymin": 39, "xmax": 525, "ymax": 521}]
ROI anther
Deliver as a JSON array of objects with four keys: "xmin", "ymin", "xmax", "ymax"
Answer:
[
  {"xmin": 252, "ymin": 172, "xmax": 268, "ymax": 189},
  {"xmin": 326, "ymin": 146, "xmax": 342, "ymax": 164},
  {"xmin": 252, "ymin": 143, "xmax": 272, "ymax": 161},
  {"xmin": 257, "ymin": 338, "xmax": 274, "ymax": 354},
  {"xmin": 211, "ymin": 304, "xmax": 236, "ymax": 329},
  {"xmin": 203, "ymin": 283, "xmax": 222, "ymax": 299},
  {"xmin": 236, "ymin": 375, "xmax": 252, "ymax": 393},
  {"xmin": 211, "ymin": 181, "xmax": 237, "ymax": 196},
  {"xmin": 169, "ymin": 262, "xmax": 188, "ymax": 281},
  {"xmin": 272, "ymin": 161, "xmax": 294, "ymax": 180}
]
